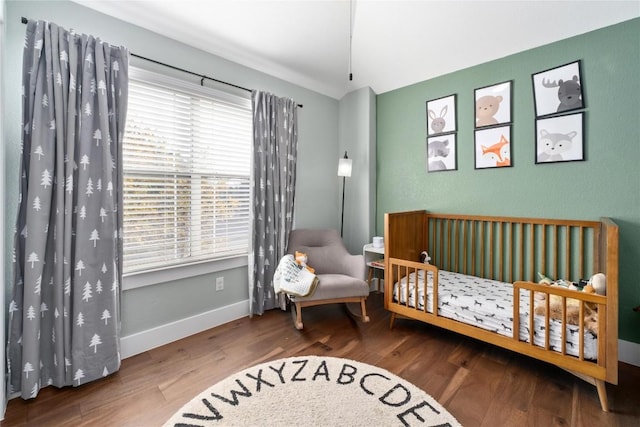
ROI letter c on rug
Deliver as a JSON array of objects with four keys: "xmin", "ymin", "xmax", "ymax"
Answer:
[{"xmin": 359, "ymin": 372, "xmax": 390, "ymax": 395}]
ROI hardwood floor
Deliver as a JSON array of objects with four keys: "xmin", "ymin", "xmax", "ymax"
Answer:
[{"xmin": 2, "ymin": 292, "xmax": 639, "ymax": 426}]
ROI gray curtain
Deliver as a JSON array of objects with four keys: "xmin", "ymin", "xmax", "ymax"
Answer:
[
  {"xmin": 7, "ymin": 20, "xmax": 128, "ymax": 399},
  {"xmin": 249, "ymin": 91, "xmax": 298, "ymax": 315}
]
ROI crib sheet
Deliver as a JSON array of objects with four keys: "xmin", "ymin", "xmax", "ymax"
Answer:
[{"xmin": 393, "ymin": 270, "xmax": 598, "ymax": 360}]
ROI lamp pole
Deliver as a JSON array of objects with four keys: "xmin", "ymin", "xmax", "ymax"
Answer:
[
  {"xmin": 338, "ymin": 151, "xmax": 351, "ymax": 237},
  {"xmin": 341, "ymin": 174, "xmax": 346, "ymax": 237}
]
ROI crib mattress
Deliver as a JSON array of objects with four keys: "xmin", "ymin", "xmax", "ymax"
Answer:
[{"xmin": 393, "ymin": 270, "xmax": 598, "ymax": 360}]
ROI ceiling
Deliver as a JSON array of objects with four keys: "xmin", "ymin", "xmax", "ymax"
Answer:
[{"xmin": 73, "ymin": 0, "xmax": 639, "ymax": 99}]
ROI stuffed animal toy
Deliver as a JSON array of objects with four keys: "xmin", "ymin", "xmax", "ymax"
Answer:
[
  {"xmin": 533, "ymin": 272, "xmax": 603, "ymax": 335},
  {"xmin": 590, "ymin": 273, "xmax": 606, "ymax": 295},
  {"xmin": 294, "ymin": 251, "xmax": 315, "ymax": 274}
]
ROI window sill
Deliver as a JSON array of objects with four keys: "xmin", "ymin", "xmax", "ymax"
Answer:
[{"xmin": 123, "ymin": 255, "xmax": 248, "ymax": 291}]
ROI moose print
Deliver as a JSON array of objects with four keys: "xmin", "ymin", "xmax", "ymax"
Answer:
[{"xmin": 542, "ymin": 75, "xmax": 583, "ymax": 112}]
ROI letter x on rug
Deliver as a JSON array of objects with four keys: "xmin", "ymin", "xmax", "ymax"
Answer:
[{"xmin": 164, "ymin": 355, "xmax": 462, "ymax": 427}]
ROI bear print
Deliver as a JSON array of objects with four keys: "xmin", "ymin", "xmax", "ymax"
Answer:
[{"xmin": 475, "ymin": 95, "xmax": 503, "ymax": 127}]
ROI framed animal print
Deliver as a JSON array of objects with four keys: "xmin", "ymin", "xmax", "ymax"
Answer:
[
  {"xmin": 474, "ymin": 80, "xmax": 512, "ymax": 128},
  {"xmin": 474, "ymin": 125, "xmax": 512, "ymax": 169},
  {"xmin": 535, "ymin": 112, "xmax": 584, "ymax": 164},
  {"xmin": 426, "ymin": 134, "xmax": 457, "ymax": 172},
  {"xmin": 532, "ymin": 60, "xmax": 585, "ymax": 118},
  {"xmin": 426, "ymin": 94, "xmax": 456, "ymax": 136}
]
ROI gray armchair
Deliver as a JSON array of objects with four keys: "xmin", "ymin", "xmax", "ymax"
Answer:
[{"xmin": 285, "ymin": 229, "xmax": 370, "ymax": 330}]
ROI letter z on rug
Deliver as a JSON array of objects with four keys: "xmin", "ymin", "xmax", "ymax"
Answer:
[{"xmin": 164, "ymin": 355, "xmax": 462, "ymax": 427}]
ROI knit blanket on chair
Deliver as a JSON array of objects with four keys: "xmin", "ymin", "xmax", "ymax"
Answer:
[{"xmin": 273, "ymin": 254, "xmax": 319, "ymax": 297}]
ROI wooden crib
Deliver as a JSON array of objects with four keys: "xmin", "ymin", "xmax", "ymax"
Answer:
[{"xmin": 384, "ymin": 210, "xmax": 619, "ymax": 411}]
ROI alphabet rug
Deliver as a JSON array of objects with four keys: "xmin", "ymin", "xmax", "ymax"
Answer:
[{"xmin": 164, "ymin": 355, "xmax": 462, "ymax": 427}]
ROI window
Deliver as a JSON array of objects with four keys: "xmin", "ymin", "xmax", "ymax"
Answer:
[{"xmin": 123, "ymin": 68, "xmax": 252, "ymax": 275}]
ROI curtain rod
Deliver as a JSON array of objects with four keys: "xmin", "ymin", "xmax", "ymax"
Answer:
[{"xmin": 20, "ymin": 16, "xmax": 303, "ymax": 108}]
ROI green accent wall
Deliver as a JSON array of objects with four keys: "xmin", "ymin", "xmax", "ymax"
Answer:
[{"xmin": 376, "ymin": 18, "xmax": 640, "ymax": 343}]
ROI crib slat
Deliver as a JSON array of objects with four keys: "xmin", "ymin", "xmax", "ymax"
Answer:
[
  {"xmin": 446, "ymin": 219, "xmax": 451, "ymax": 271},
  {"xmin": 529, "ymin": 291, "xmax": 535, "ymax": 347},
  {"xmin": 529, "ymin": 225, "xmax": 535, "ymax": 282},
  {"xmin": 513, "ymin": 286, "xmax": 520, "ymax": 341},
  {"xmin": 579, "ymin": 301, "xmax": 585, "ymax": 361},
  {"xmin": 579, "ymin": 227, "xmax": 584, "ymax": 279},
  {"xmin": 561, "ymin": 296, "xmax": 567, "ymax": 355},
  {"xmin": 567, "ymin": 226, "xmax": 572, "ymax": 280},
  {"xmin": 481, "ymin": 221, "xmax": 485, "ymax": 278},
  {"xmin": 403, "ymin": 265, "xmax": 409, "ymax": 307},
  {"xmin": 498, "ymin": 222, "xmax": 503, "ymax": 282},
  {"xmin": 421, "ymin": 268, "xmax": 427, "ymax": 313},
  {"xmin": 433, "ymin": 269, "xmax": 439, "ymax": 317},
  {"xmin": 453, "ymin": 220, "xmax": 459, "ymax": 273},
  {"xmin": 439, "ymin": 220, "xmax": 444, "ymax": 270},
  {"xmin": 472, "ymin": 221, "xmax": 477, "ymax": 277},
  {"xmin": 553, "ymin": 225, "xmax": 559, "ymax": 280},
  {"xmin": 544, "ymin": 296, "xmax": 550, "ymax": 350},
  {"xmin": 508, "ymin": 223, "xmax": 514, "ymax": 283},
  {"xmin": 519, "ymin": 223, "xmax": 524, "ymax": 281}
]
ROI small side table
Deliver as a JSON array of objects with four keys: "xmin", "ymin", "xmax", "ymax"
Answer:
[{"xmin": 363, "ymin": 243, "xmax": 384, "ymax": 292}]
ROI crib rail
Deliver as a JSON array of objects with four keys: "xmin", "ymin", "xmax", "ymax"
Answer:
[{"xmin": 514, "ymin": 281, "xmax": 607, "ymax": 364}]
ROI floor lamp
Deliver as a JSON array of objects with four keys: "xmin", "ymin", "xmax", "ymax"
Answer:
[{"xmin": 338, "ymin": 151, "xmax": 352, "ymax": 237}]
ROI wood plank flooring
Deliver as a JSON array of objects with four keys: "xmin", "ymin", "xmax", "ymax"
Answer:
[{"xmin": 2, "ymin": 292, "xmax": 639, "ymax": 426}]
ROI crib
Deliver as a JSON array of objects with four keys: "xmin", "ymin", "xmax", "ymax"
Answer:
[{"xmin": 384, "ymin": 210, "xmax": 619, "ymax": 411}]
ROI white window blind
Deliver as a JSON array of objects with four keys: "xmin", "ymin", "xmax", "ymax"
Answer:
[{"xmin": 123, "ymin": 68, "xmax": 252, "ymax": 275}]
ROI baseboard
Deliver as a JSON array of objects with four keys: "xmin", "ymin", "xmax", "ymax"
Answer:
[
  {"xmin": 619, "ymin": 339, "xmax": 640, "ymax": 367},
  {"xmin": 120, "ymin": 299, "xmax": 250, "ymax": 359}
]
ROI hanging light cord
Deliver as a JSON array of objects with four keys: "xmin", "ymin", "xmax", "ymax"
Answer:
[{"xmin": 349, "ymin": 0, "xmax": 353, "ymax": 81}]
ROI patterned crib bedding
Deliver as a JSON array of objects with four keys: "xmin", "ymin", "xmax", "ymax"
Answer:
[{"xmin": 393, "ymin": 270, "xmax": 598, "ymax": 360}]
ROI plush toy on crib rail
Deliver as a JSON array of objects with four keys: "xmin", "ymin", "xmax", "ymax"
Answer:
[
  {"xmin": 588, "ymin": 272, "xmax": 606, "ymax": 295},
  {"xmin": 533, "ymin": 272, "xmax": 605, "ymax": 335},
  {"xmin": 420, "ymin": 251, "xmax": 431, "ymax": 264},
  {"xmin": 294, "ymin": 251, "xmax": 315, "ymax": 274}
]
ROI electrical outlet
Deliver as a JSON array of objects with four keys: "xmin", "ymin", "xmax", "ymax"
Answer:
[{"xmin": 215, "ymin": 277, "xmax": 224, "ymax": 291}]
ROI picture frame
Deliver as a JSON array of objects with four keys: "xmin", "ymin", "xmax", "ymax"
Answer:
[
  {"xmin": 426, "ymin": 133, "xmax": 457, "ymax": 172},
  {"xmin": 535, "ymin": 112, "xmax": 584, "ymax": 164},
  {"xmin": 474, "ymin": 80, "xmax": 512, "ymax": 128},
  {"xmin": 532, "ymin": 60, "xmax": 584, "ymax": 118},
  {"xmin": 474, "ymin": 125, "xmax": 512, "ymax": 169},
  {"xmin": 426, "ymin": 94, "xmax": 456, "ymax": 136}
]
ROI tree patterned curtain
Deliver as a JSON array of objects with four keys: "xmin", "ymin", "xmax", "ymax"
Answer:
[
  {"xmin": 7, "ymin": 20, "xmax": 129, "ymax": 399},
  {"xmin": 249, "ymin": 91, "xmax": 298, "ymax": 315}
]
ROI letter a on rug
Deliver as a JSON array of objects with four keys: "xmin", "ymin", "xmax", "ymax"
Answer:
[{"xmin": 164, "ymin": 355, "xmax": 462, "ymax": 427}]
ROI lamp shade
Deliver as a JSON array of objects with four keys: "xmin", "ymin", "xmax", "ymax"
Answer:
[{"xmin": 338, "ymin": 158, "xmax": 352, "ymax": 177}]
